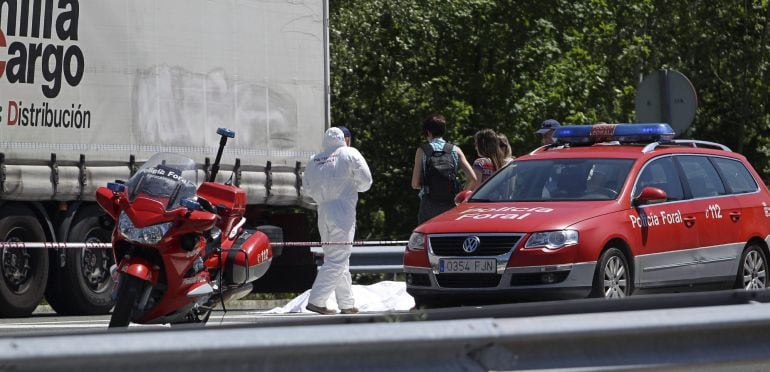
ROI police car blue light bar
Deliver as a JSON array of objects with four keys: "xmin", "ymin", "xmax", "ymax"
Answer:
[{"xmin": 553, "ymin": 123, "xmax": 675, "ymax": 144}]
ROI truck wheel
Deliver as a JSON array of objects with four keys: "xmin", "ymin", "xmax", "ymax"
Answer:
[
  {"xmin": 46, "ymin": 206, "xmax": 115, "ymax": 315},
  {"xmin": 109, "ymin": 274, "xmax": 143, "ymax": 328},
  {"xmin": 0, "ymin": 205, "xmax": 49, "ymax": 317}
]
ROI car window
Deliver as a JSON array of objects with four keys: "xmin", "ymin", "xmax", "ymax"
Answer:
[
  {"xmin": 471, "ymin": 158, "xmax": 634, "ymax": 202},
  {"xmin": 676, "ymin": 155, "xmax": 726, "ymax": 198},
  {"xmin": 635, "ymin": 157, "xmax": 684, "ymax": 201},
  {"xmin": 712, "ymin": 157, "xmax": 759, "ymax": 194}
]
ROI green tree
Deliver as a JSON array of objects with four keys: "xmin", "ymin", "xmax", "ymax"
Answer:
[{"xmin": 329, "ymin": 0, "xmax": 770, "ymax": 240}]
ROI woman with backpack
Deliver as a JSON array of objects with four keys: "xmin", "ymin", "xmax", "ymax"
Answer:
[
  {"xmin": 411, "ymin": 114, "xmax": 476, "ymax": 225},
  {"xmin": 470, "ymin": 129, "xmax": 507, "ymax": 190}
]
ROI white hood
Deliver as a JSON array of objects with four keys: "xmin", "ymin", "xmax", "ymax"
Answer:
[{"xmin": 323, "ymin": 127, "xmax": 346, "ymax": 150}]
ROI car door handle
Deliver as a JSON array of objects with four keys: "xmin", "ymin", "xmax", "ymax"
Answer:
[
  {"xmin": 683, "ymin": 216, "xmax": 696, "ymax": 228},
  {"xmin": 729, "ymin": 211, "xmax": 741, "ymax": 222}
]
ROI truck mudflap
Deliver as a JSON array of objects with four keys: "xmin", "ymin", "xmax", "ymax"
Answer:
[{"xmin": 223, "ymin": 229, "xmax": 272, "ymax": 285}]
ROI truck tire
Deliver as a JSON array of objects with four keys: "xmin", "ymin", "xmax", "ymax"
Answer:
[
  {"xmin": 46, "ymin": 206, "xmax": 115, "ymax": 315},
  {"xmin": 256, "ymin": 225, "xmax": 284, "ymax": 257},
  {"xmin": 0, "ymin": 205, "xmax": 49, "ymax": 317}
]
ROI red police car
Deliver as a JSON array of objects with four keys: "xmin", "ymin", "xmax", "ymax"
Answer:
[{"xmin": 404, "ymin": 123, "xmax": 770, "ymax": 306}]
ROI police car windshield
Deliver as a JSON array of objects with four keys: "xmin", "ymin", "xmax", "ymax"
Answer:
[
  {"xmin": 126, "ymin": 153, "xmax": 199, "ymax": 210},
  {"xmin": 471, "ymin": 158, "xmax": 634, "ymax": 202}
]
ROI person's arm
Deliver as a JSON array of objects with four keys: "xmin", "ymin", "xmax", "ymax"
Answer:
[
  {"xmin": 411, "ymin": 147, "xmax": 424, "ymax": 190},
  {"xmin": 348, "ymin": 148, "xmax": 373, "ymax": 193},
  {"xmin": 471, "ymin": 159, "xmax": 484, "ymax": 190},
  {"xmin": 455, "ymin": 147, "xmax": 477, "ymax": 191}
]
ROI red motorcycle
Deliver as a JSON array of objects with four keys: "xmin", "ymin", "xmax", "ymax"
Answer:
[{"xmin": 96, "ymin": 128, "xmax": 272, "ymax": 327}]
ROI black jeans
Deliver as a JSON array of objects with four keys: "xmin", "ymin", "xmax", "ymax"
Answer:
[{"xmin": 417, "ymin": 196, "xmax": 455, "ymax": 225}]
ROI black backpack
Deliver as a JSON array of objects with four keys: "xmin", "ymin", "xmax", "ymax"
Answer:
[{"xmin": 421, "ymin": 142, "xmax": 460, "ymax": 201}]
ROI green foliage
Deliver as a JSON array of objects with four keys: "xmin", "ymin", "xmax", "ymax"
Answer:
[{"xmin": 329, "ymin": 0, "xmax": 770, "ymax": 241}]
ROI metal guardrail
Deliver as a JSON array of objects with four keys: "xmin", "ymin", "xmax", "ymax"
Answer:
[
  {"xmin": 311, "ymin": 245, "xmax": 405, "ymax": 273},
  {"xmin": 0, "ymin": 242, "xmax": 407, "ymax": 274},
  {"xmin": 3, "ymin": 296, "xmax": 770, "ymax": 370}
]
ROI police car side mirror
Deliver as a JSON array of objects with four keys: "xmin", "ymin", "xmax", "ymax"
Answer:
[
  {"xmin": 454, "ymin": 190, "xmax": 473, "ymax": 205},
  {"xmin": 633, "ymin": 187, "xmax": 667, "ymax": 206}
]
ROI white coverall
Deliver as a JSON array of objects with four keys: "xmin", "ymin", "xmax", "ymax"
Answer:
[{"xmin": 304, "ymin": 127, "xmax": 373, "ymax": 309}]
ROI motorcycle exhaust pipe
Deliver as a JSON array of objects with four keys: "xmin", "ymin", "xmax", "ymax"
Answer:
[{"xmin": 217, "ymin": 283, "xmax": 254, "ymax": 305}]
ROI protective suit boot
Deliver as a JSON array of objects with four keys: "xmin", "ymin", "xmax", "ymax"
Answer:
[
  {"xmin": 306, "ymin": 303, "xmax": 336, "ymax": 315},
  {"xmin": 340, "ymin": 307, "xmax": 359, "ymax": 314}
]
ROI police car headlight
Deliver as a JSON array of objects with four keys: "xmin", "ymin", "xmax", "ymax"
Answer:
[
  {"xmin": 118, "ymin": 211, "xmax": 172, "ymax": 245},
  {"xmin": 525, "ymin": 230, "xmax": 578, "ymax": 250},
  {"xmin": 407, "ymin": 232, "xmax": 427, "ymax": 251}
]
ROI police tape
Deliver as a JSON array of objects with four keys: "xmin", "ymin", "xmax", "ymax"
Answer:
[
  {"xmin": 0, "ymin": 242, "xmax": 111, "ymax": 249},
  {"xmin": 0, "ymin": 240, "xmax": 408, "ymax": 249},
  {"xmin": 272, "ymin": 241, "xmax": 408, "ymax": 247}
]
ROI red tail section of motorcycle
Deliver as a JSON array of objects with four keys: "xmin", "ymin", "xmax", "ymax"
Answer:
[{"xmin": 221, "ymin": 230, "xmax": 272, "ymax": 285}]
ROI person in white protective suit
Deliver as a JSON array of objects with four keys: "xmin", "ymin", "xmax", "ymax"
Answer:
[{"xmin": 304, "ymin": 127, "xmax": 372, "ymax": 315}]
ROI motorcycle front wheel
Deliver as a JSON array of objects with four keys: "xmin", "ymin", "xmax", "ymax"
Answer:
[{"xmin": 108, "ymin": 274, "xmax": 144, "ymax": 328}]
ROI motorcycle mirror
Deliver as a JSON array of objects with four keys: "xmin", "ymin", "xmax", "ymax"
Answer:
[
  {"xmin": 107, "ymin": 182, "xmax": 126, "ymax": 193},
  {"xmin": 181, "ymin": 198, "xmax": 203, "ymax": 211}
]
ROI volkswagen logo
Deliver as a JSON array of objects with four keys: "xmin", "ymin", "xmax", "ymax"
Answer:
[{"xmin": 462, "ymin": 236, "xmax": 481, "ymax": 254}]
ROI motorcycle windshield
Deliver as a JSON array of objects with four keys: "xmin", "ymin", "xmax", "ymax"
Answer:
[{"xmin": 126, "ymin": 153, "xmax": 199, "ymax": 210}]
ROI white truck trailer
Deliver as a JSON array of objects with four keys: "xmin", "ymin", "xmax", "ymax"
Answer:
[{"xmin": 0, "ymin": 0, "xmax": 328, "ymax": 316}]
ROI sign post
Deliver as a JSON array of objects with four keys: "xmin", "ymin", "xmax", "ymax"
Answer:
[{"xmin": 635, "ymin": 69, "xmax": 698, "ymax": 136}]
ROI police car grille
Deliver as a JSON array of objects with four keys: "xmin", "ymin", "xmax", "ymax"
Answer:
[
  {"xmin": 436, "ymin": 274, "xmax": 501, "ymax": 288},
  {"xmin": 430, "ymin": 235, "xmax": 520, "ymax": 256}
]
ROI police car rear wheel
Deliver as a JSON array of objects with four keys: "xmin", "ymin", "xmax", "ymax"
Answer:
[
  {"xmin": 590, "ymin": 248, "xmax": 632, "ymax": 299},
  {"xmin": 736, "ymin": 244, "xmax": 767, "ymax": 290}
]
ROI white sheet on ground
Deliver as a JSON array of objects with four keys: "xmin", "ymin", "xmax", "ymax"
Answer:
[{"xmin": 260, "ymin": 281, "xmax": 415, "ymax": 314}]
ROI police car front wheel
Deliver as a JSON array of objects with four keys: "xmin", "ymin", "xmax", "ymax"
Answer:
[{"xmin": 590, "ymin": 247, "xmax": 632, "ymax": 299}]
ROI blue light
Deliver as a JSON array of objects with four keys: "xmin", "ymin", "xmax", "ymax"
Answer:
[
  {"xmin": 107, "ymin": 182, "xmax": 126, "ymax": 193},
  {"xmin": 553, "ymin": 123, "xmax": 674, "ymax": 145}
]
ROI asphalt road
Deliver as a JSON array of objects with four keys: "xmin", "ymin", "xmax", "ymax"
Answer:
[{"xmin": 0, "ymin": 301, "xmax": 382, "ymax": 336}]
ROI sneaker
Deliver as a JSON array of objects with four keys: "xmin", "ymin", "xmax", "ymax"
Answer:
[
  {"xmin": 306, "ymin": 303, "xmax": 336, "ymax": 315},
  {"xmin": 340, "ymin": 307, "xmax": 359, "ymax": 314}
]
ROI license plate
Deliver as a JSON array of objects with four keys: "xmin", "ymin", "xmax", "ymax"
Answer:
[{"xmin": 439, "ymin": 258, "xmax": 496, "ymax": 273}]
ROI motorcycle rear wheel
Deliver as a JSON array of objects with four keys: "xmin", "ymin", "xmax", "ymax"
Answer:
[{"xmin": 109, "ymin": 274, "xmax": 143, "ymax": 328}]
